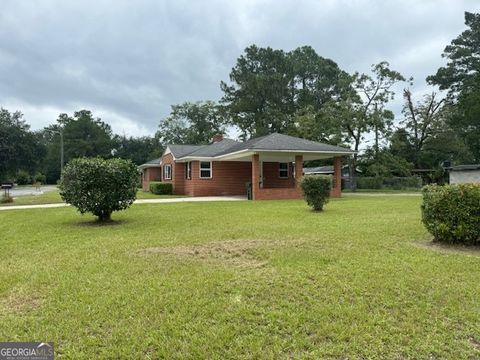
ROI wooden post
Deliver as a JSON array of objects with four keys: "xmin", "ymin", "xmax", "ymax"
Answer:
[
  {"xmin": 295, "ymin": 155, "xmax": 303, "ymax": 187},
  {"xmin": 252, "ymin": 154, "xmax": 260, "ymax": 200},
  {"xmin": 332, "ymin": 156, "xmax": 342, "ymax": 198}
]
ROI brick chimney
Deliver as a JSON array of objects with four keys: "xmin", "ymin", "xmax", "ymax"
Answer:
[{"xmin": 212, "ymin": 133, "xmax": 224, "ymax": 143}]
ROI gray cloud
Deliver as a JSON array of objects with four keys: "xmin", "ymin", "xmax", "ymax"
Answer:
[{"xmin": 0, "ymin": 0, "xmax": 479, "ymax": 136}]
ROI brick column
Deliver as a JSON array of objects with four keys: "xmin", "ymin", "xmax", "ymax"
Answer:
[
  {"xmin": 252, "ymin": 154, "xmax": 260, "ymax": 200},
  {"xmin": 331, "ymin": 156, "xmax": 342, "ymax": 198},
  {"xmin": 295, "ymin": 155, "xmax": 303, "ymax": 187}
]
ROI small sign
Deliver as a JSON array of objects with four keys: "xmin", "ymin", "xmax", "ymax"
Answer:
[{"xmin": 0, "ymin": 343, "xmax": 54, "ymax": 360}]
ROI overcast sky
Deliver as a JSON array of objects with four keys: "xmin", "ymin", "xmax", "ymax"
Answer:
[{"xmin": 1, "ymin": 0, "xmax": 479, "ymax": 138}]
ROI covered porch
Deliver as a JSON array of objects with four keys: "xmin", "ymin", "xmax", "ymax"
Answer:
[
  {"xmin": 214, "ymin": 147, "xmax": 345, "ymax": 200},
  {"xmin": 249, "ymin": 153, "xmax": 342, "ymax": 200}
]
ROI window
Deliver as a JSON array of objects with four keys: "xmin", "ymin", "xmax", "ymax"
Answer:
[
  {"xmin": 199, "ymin": 161, "xmax": 212, "ymax": 178},
  {"xmin": 279, "ymin": 163, "xmax": 289, "ymax": 178},
  {"xmin": 185, "ymin": 162, "xmax": 192, "ymax": 180},
  {"xmin": 163, "ymin": 164, "xmax": 172, "ymax": 180}
]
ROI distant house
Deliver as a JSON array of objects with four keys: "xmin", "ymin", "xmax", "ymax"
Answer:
[
  {"xmin": 139, "ymin": 133, "xmax": 354, "ymax": 200},
  {"xmin": 449, "ymin": 165, "xmax": 480, "ymax": 184},
  {"xmin": 303, "ymin": 165, "xmax": 361, "ymax": 189}
]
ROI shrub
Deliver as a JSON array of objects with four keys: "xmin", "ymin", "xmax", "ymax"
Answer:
[
  {"xmin": 357, "ymin": 176, "xmax": 383, "ymax": 189},
  {"xmin": 150, "ymin": 181, "xmax": 173, "ymax": 195},
  {"xmin": 0, "ymin": 195, "xmax": 13, "ymax": 204},
  {"xmin": 300, "ymin": 175, "xmax": 332, "ymax": 211},
  {"xmin": 33, "ymin": 173, "xmax": 46, "ymax": 184},
  {"xmin": 421, "ymin": 184, "xmax": 480, "ymax": 245},
  {"xmin": 357, "ymin": 176, "xmax": 422, "ymax": 190},
  {"xmin": 15, "ymin": 170, "xmax": 31, "ymax": 185},
  {"xmin": 59, "ymin": 157, "xmax": 138, "ymax": 222}
]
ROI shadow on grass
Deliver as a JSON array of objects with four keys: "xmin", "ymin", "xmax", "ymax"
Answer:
[
  {"xmin": 67, "ymin": 218, "xmax": 131, "ymax": 228},
  {"xmin": 417, "ymin": 240, "xmax": 480, "ymax": 256}
]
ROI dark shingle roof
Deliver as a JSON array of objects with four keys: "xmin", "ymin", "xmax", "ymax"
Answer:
[
  {"xmin": 183, "ymin": 139, "xmax": 240, "ymax": 157},
  {"xmin": 215, "ymin": 133, "xmax": 353, "ymax": 156},
  {"xmin": 168, "ymin": 144, "xmax": 203, "ymax": 158},
  {"xmin": 138, "ymin": 157, "xmax": 161, "ymax": 169}
]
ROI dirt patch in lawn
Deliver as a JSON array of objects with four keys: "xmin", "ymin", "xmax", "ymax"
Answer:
[
  {"xmin": 416, "ymin": 241, "xmax": 480, "ymax": 256},
  {"xmin": 140, "ymin": 239, "xmax": 291, "ymax": 268},
  {"xmin": 0, "ymin": 286, "xmax": 43, "ymax": 315}
]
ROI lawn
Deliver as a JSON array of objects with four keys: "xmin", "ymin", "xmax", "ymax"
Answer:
[
  {"xmin": 0, "ymin": 197, "xmax": 479, "ymax": 358},
  {"xmin": 0, "ymin": 189, "xmax": 183, "ymax": 206}
]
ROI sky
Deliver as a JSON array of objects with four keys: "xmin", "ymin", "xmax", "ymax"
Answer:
[{"xmin": 1, "ymin": 0, "xmax": 479, "ymax": 138}]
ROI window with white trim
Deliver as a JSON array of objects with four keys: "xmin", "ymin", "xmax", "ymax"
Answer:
[
  {"xmin": 163, "ymin": 164, "xmax": 172, "ymax": 180},
  {"xmin": 185, "ymin": 162, "xmax": 192, "ymax": 180},
  {"xmin": 199, "ymin": 161, "xmax": 212, "ymax": 178},
  {"xmin": 279, "ymin": 162, "xmax": 289, "ymax": 178}
]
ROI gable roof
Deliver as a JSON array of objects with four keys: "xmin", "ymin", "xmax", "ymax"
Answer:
[
  {"xmin": 138, "ymin": 157, "xmax": 161, "ymax": 169},
  {"xmin": 182, "ymin": 138, "xmax": 240, "ymax": 157},
  {"xmin": 141, "ymin": 133, "xmax": 354, "ymax": 168},
  {"xmin": 214, "ymin": 133, "xmax": 354, "ymax": 156},
  {"xmin": 167, "ymin": 144, "xmax": 203, "ymax": 158}
]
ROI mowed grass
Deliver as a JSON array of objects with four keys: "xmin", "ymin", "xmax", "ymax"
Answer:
[
  {"xmin": 0, "ymin": 197, "xmax": 479, "ymax": 359},
  {"xmin": 1, "ymin": 189, "xmax": 182, "ymax": 206}
]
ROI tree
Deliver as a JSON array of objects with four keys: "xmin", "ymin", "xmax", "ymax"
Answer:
[
  {"xmin": 427, "ymin": 11, "xmax": 480, "ymax": 161},
  {"xmin": 322, "ymin": 62, "xmax": 406, "ymax": 187},
  {"xmin": 401, "ymin": 89, "xmax": 445, "ymax": 168},
  {"xmin": 43, "ymin": 110, "xmax": 113, "ymax": 182},
  {"xmin": 59, "ymin": 157, "xmax": 138, "ymax": 222},
  {"xmin": 156, "ymin": 101, "xmax": 225, "ymax": 145},
  {"xmin": 0, "ymin": 108, "xmax": 45, "ymax": 181},
  {"xmin": 112, "ymin": 135, "xmax": 163, "ymax": 165},
  {"xmin": 221, "ymin": 45, "xmax": 346, "ymax": 139}
]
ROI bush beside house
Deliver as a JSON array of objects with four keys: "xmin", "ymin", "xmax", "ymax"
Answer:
[
  {"xmin": 421, "ymin": 184, "xmax": 480, "ymax": 245},
  {"xmin": 300, "ymin": 175, "xmax": 332, "ymax": 211},
  {"xmin": 150, "ymin": 182, "xmax": 173, "ymax": 195}
]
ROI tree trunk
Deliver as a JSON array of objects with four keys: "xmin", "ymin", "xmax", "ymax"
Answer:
[{"xmin": 97, "ymin": 212, "xmax": 112, "ymax": 222}]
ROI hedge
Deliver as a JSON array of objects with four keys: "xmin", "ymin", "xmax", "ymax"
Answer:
[
  {"xmin": 421, "ymin": 184, "xmax": 480, "ymax": 245},
  {"xmin": 357, "ymin": 176, "xmax": 422, "ymax": 190},
  {"xmin": 150, "ymin": 182, "xmax": 173, "ymax": 195},
  {"xmin": 300, "ymin": 175, "xmax": 331, "ymax": 211}
]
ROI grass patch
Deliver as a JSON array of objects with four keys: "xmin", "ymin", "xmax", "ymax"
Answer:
[{"xmin": 0, "ymin": 197, "xmax": 479, "ymax": 358}]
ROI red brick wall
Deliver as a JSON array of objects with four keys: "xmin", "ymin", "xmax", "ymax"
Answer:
[
  {"xmin": 142, "ymin": 167, "xmax": 161, "ymax": 191},
  {"xmin": 262, "ymin": 162, "xmax": 295, "ymax": 188},
  {"xmin": 182, "ymin": 161, "xmax": 252, "ymax": 196}
]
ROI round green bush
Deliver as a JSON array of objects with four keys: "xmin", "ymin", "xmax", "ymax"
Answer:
[
  {"xmin": 59, "ymin": 157, "xmax": 138, "ymax": 221},
  {"xmin": 300, "ymin": 175, "xmax": 332, "ymax": 211},
  {"xmin": 421, "ymin": 184, "xmax": 480, "ymax": 245},
  {"xmin": 149, "ymin": 181, "xmax": 173, "ymax": 195}
]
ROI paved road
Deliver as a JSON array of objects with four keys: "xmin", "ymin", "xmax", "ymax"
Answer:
[
  {"xmin": 6, "ymin": 185, "xmax": 58, "ymax": 197},
  {"xmin": 0, "ymin": 195, "xmax": 247, "ymax": 211}
]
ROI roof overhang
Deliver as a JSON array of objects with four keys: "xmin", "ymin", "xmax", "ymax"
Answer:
[
  {"xmin": 138, "ymin": 163, "xmax": 162, "ymax": 170},
  {"xmin": 177, "ymin": 148, "xmax": 354, "ymax": 162}
]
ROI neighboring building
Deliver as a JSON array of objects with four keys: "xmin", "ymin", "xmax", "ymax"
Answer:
[
  {"xmin": 303, "ymin": 165, "xmax": 361, "ymax": 189},
  {"xmin": 449, "ymin": 165, "xmax": 480, "ymax": 184},
  {"xmin": 138, "ymin": 158, "xmax": 162, "ymax": 190},
  {"xmin": 139, "ymin": 133, "xmax": 354, "ymax": 200}
]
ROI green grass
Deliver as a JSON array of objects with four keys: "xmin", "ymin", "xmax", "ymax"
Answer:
[
  {"xmin": 0, "ymin": 197, "xmax": 479, "ymax": 359},
  {"xmin": 0, "ymin": 189, "xmax": 183, "ymax": 206}
]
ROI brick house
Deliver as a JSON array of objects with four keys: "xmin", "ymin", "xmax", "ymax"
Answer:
[{"xmin": 140, "ymin": 133, "xmax": 354, "ymax": 200}]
